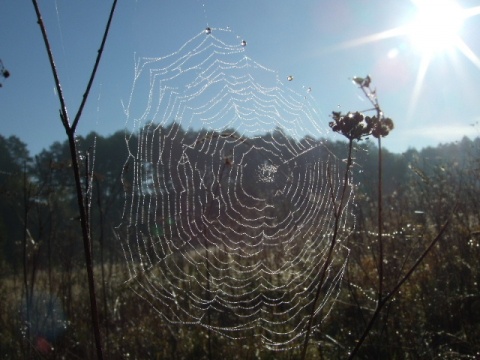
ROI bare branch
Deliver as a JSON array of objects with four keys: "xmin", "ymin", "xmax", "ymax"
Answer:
[{"xmin": 72, "ymin": 0, "xmax": 118, "ymax": 131}]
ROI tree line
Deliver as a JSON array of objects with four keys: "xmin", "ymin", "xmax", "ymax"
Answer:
[{"xmin": 1, "ymin": 126, "xmax": 479, "ymax": 358}]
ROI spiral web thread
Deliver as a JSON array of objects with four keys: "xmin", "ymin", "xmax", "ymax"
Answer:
[{"xmin": 117, "ymin": 28, "xmax": 352, "ymax": 351}]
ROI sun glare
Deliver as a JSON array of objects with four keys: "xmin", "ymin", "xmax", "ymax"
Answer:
[
  {"xmin": 408, "ymin": 0, "xmax": 465, "ymax": 55},
  {"xmin": 323, "ymin": 0, "xmax": 480, "ymax": 124}
]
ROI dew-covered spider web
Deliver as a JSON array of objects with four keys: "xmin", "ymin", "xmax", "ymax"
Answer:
[{"xmin": 117, "ymin": 27, "xmax": 353, "ymax": 351}]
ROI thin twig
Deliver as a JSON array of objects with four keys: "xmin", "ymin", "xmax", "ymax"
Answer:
[
  {"xmin": 72, "ymin": 0, "xmax": 118, "ymax": 131},
  {"xmin": 358, "ymin": 84, "xmax": 384, "ymax": 302},
  {"xmin": 31, "ymin": 0, "xmax": 70, "ymax": 129},
  {"xmin": 347, "ymin": 207, "xmax": 455, "ymax": 359},
  {"xmin": 300, "ymin": 139, "xmax": 354, "ymax": 360},
  {"xmin": 376, "ymin": 119, "xmax": 383, "ymax": 303}
]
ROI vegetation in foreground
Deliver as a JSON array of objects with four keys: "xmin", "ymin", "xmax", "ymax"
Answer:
[{"xmin": 1, "ymin": 131, "xmax": 480, "ymax": 359}]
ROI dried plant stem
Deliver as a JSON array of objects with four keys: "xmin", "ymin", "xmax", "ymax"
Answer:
[
  {"xmin": 300, "ymin": 139, "xmax": 354, "ymax": 360},
  {"xmin": 31, "ymin": 1, "xmax": 118, "ymax": 358},
  {"xmin": 356, "ymin": 85, "xmax": 385, "ymax": 302},
  {"xmin": 329, "ymin": 79, "xmax": 448, "ymax": 358},
  {"xmin": 347, "ymin": 210, "xmax": 454, "ymax": 359},
  {"xmin": 376, "ymin": 125, "xmax": 384, "ymax": 304}
]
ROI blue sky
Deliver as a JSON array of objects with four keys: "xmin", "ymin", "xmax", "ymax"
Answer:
[{"xmin": 1, "ymin": 0, "xmax": 480, "ymax": 155}]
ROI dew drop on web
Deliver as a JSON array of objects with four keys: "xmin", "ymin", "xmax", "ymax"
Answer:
[
  {"xmin": 241, "ymin": 40, "xmax": 247, "ymax": 46},
  {"xmin": 287, "ymin": 75, "xmax": 293, "ymax": 81},
  {"xmin": 205, "ymin": 27, "xmax": 212, "ymax": 35}
]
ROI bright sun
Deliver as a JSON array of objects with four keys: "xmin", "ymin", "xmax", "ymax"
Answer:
[
  {"xmin": 325, "ymin": 0, "xmax": 480, "ymax": 136},
  {"xmin": 328, "ymin": 0, "xmax": 480, "ymax": 64},
  {"xmin": 408, "ymin": 0, "xmax": 465, "ymax": 56},
  {"xmin": 326, "ymin": 0, "xmax": 480, "ymax": 117}
]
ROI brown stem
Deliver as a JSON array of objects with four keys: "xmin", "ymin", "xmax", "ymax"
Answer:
[
  {"xmin": 300, "ymin": 139, "xmax": 354, "ymax": 360},
  {"xmin": 347, "ymin": 207, "xmax": 454, "ymax": 359},
  {"xmin": 377, "ymin": 126, "xmax": 384, "ymax": 304},
  {"xmin": 31, "ymin": 0, "xmax": 69, "ymax": 128},
  {"xmin": 67, "ymin": 131, "xmax": 104, "ymax": 359},
  {"xmin": 31, "ymin": 1, "xmax": 118, "ymax": 358},
  {"xmin": 72, "ymin": 0, "xmax": 118, "ymax": 132},
  {"xmin": 359, "ymin": 84, "xmax": 384, "ymax": 308}
]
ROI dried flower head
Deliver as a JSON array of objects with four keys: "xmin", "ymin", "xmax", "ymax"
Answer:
[
  {"xmin": 371, "ymin": 117, "xmax": 394, "ymax": 138},
  {"xmin": 329, "ymin": 111, "xmax": 394, "ymax": 141},
  {"xmin": 329, "ymin": 111, "xmax": 372, "ymax": 141}
]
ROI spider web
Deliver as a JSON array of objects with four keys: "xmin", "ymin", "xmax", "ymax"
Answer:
[{"xmin": 117, "ymin": 28, "xmax": 352, "ymax": 351}]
